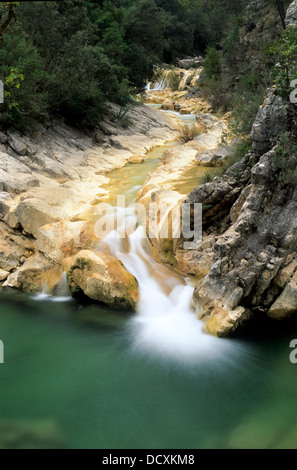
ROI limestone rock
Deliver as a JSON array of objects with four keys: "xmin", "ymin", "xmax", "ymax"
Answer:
[
  {"xmin": 7, "ymin": 199, "xmax": 62, "ymax": 238},
  {"xmin": 4, "ymin": 253, "xmax": 54, "ymax": 293},
  {"xmin": 7, "ymin": 133, "xmax": 28, "ymax": 156},
  {"xmin": 178, "ymin": 57, "xmax": 204, "ymax": 68},
  {"xmin": 161, "ymin": 101, "xmax": 175, "ymax": 111},
  {"xmin": 129, "ymin": 155, "xmax": 144, "ymax": 164},
  {"xmin": 0, "ymin": 131, "xmax": 7, "ymax": 144},
  {"xmin": 196, "ymin": 144, "xmax": 231, "ymax": 167},
  {"xmin": 269, "ymin": 271, "xmax": 297, "ymax": 319},
  {"xmin": 63, "ymin": 250, "xmax": 139, "ymax": 310},
  {"xmin": 286, "ymin": 0, "xmax": 297, "ymax": 27},
  {"xmin": 180, "ymin": 108, "xmax": 193, "ymax": 115},
  {"xmin": 143, "ymin": 189, "xmax": 184, "ymax": 266},
  {"xmin": 0, "ymin": 192, "xmax": 12, "ymax": 218},
  {"xmin": 0, "ymin": 221, "xmax": 34, "ymax": 272},
  {"xmin": 0, "ymin": 269, "xmax": 9, "ymax": 281},
  {"xmin": 251, "ymin": 90, "xmax": 289, "ymax": 154},
  {"xmin": 0, "ymin": 102, "xmax": 177, "ymax": 295},
  {"xmin": 36, "ymin": 221, "xmax": 91, "ymax": 263}
]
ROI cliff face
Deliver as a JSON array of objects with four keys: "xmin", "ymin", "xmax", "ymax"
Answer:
[{"xmin": 189, "ymin": 1, "xmax": 297, "ymax": 336}]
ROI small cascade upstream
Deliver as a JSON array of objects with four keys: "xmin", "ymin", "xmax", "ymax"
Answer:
[{"xmin": 145, "ymin": 76, "xmax": 169, "ymax": 91}]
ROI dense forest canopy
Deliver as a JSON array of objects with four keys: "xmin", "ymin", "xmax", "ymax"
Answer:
[{"xmin": 0, "ymin": 0, "xmax": 291, "ymax": 130}]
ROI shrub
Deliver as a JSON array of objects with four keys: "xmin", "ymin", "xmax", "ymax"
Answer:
[
  {"xmin": 271, "ymin": 26, "xmax": 297, "ymax": 101},
  {"xmin": 273, "ymin": 132, "xmax": 297, "ymax": 185},
  {"xmin": 167, "ymin": 70, "xmax": 180, "ymax": 91},
  {"xmin": 203, "ymin": 46, "xmax": 221, "ymax": 80},
  {"xmin": 220, "ymin": 137, "xmax": 251, "ymax": 173},
  {"xmin": 202, "ymin": 171, "xmax": 214, "ymax": 183},
  {"xmin": 230, "ymin": 89, "xmax": 265, "ymax": 135},
  {"xmin": 201, "ymin": 138, "xmax": 251, "ymax": 183}
]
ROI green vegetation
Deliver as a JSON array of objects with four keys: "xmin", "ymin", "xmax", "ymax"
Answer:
[
  {"xmin": 272, "ymin": 26, "xmax": 297, "ymax": 99},
  {"xmin": 273, "ymin": 132, "xmax": 297, "ymax": 185},
  {"xmin": 0, "ymin": 0, "xmax": 295, "ymax": 137},
  {"xmin": 203, "ymin": 46, "xmax": 220, "ymax": 80},
  {"xmin": 0, "ymin": 0, "xmax": 196, "ymax": 130},
  {"xmin": 167, "ymin": 70, "xmax": 180, "ymax": 91},
  {"xmin": 221, "ymin": 138, "xmax": 252, "ymax": 173},
  {"xmin": 178, "ymin": 1, "xmax": 292, "ymax": 135},
  {"xmin": 202, "ymin": 138, "xmax": 252, "ymax": 183}
]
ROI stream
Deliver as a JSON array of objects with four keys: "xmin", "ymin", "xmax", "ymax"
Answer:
[{"xmin": 0, "ymin": 107, "xmax": 297, "ymax": 449}]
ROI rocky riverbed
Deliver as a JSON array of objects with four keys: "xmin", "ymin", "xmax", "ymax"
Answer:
[
  {"xmin": 0, "ymin": 102, "xmax": 176, "ymax": 295},
  {"xmin": 1, "ymin": 48, "xmax": 297, "ymax": 336}
]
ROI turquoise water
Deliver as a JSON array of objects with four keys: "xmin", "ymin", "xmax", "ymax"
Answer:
[{"xmin": 0, "ymin": 287, "xmax": 297, "ymax": 449}]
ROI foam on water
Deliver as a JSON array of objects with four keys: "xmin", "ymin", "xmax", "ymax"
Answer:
[{"xmin": 99, "ymin": 209, "xmax": 249, "ymax": 362}]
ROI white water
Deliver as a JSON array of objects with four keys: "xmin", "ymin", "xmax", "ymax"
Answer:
[
  {"xmin": 97, "ymin": 207, "xmax": 246, "ymax": 362},
  {"xmin": 31, "ymin": 272, "xmax": 72, "ymax": 303},
  {"xmin": 146, "ymin": 77, "xmax": 170, "ymax": 91}
]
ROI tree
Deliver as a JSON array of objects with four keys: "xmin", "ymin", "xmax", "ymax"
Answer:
[{"xmin": 0, "ymin": 2, "xmax": 17, "ymax": 38}]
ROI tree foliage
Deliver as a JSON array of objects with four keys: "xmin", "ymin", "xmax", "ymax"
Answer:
[
  {"xmin": 0, "ymin": 0, "xmax": 200, "ymax": 129},
  {"xmin": 272, "ymin": 26, "xmax": 297, "ymax": 100}
]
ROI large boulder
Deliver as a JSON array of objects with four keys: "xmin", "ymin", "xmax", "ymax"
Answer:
[
  {"xmin": 196, "ymin": 143, "xmax": 232, "ymax": 167},
  {"xmin": 36, "ymin": 221, "xmax": 90, "ymax": 263},
  {"xmin": 160, "ymin": 101, "xmax": 175, "ymax": 111},
  {"xmin": 63, "ymin": 250, "xmax": 139, "ymax": 310}
]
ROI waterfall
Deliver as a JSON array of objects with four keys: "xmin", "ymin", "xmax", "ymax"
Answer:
[
  {"xmin": 146, "ymin": 75, "xmax": 170, "ymax": 91},
  {"xmin": 32, "ymin": 271, "xmax": 72, "ymax": 303},
  {"xmin": 97, "ymin": 207, "xmax": 240, "ymax": 361},
  {"xmin": 53, "ymin": 272, "xmax": 71, "ymax": 299}
]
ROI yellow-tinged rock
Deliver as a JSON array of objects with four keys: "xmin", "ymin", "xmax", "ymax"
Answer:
[{"xmin": 63, "ymin": 250, "xmax": 139, "ymax": 310}]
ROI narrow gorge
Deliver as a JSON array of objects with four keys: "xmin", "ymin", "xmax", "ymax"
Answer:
[{"xmin": 0, "ymin": 0, "xmax": 297, "ymax": 451}]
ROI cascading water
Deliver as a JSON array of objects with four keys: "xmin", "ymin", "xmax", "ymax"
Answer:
[
  {"xmin": 32, "ymin": 271, "xmax": 72, "ymax": 303},
  {"xmin": 96, "ymin": 206, "xmax": 246, "ymax": 362},
  {"xmin": 145, "ymin": 76, "xmax": 170, "ymax": 91}
]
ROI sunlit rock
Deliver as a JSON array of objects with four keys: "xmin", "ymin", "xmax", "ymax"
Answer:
[{"xmin": 63, "ymin": 250, "xmax": 139, "ymax": 310}]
